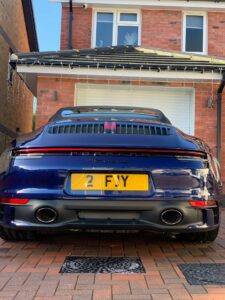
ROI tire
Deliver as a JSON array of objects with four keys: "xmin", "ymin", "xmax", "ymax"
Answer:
[
  {"xmin": 0, "ymin": 227, "xmax": 38, "ymax": 241},
  {"xmin": 177, "ymin": 227, "xmax": 219, "ymax": 243}
]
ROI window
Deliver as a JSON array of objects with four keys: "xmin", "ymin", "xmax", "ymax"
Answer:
[
  {"xmin": 94, "ymin": 10, "xmax": 140, "ymax": 47},
  {"xmin": 183, "ymin": 13, "xmax": 207, "ymax": 54},
  {"xmin": 96, "ymin": 13, "xmax": 114, "ymax": 47}
]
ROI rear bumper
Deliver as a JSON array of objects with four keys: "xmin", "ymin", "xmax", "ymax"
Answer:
[{"xmin": 0, "ymin": 199, "xmax": 220, "ymax": 233}]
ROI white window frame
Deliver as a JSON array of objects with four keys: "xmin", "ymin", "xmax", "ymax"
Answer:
[
  {"xmin": 92, "ymin": 8, "xmax": 141, "ymax": 48},
  {"xmin": 182, "ymin": 11, "xmax": 208, "ymax": 55}
]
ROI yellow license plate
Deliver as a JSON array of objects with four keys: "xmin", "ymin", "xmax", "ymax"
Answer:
[{"xmin": 71, "ymin": 173, "xmax": 149, "ymax": 191}]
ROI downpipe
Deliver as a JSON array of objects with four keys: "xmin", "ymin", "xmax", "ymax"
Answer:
[
  {"xmin": 217, "ymin": 72, "xmax": 225, "ymax": 163},
  {"xmin": 68, "ymin": 0, "xmax": 73, "ymax": 49}
]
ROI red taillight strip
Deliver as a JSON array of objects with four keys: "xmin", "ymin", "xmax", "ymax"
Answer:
[
  {"xmin": 14, "ymin": 147, "xmax": 206, "ymax": 158},
  {"xmin": 189, "ymin": 200, "xmax": 217, "ymax": 207},
  {"xmin": 0, "ymin": 198, "xmax": 29, "ymax": 205}
]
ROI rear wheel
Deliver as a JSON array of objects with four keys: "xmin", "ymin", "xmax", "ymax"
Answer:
[
  {"xmin": 177, "ymin": 227, "xmax": 219, "ymax": 243},
  {"xmin": 0, "ymin": 227, "xmax": 38, "ymax": 241}
]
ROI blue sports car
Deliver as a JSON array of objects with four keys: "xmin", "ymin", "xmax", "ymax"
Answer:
[{"xmin": 0, "ymin": 106, "xmax": 222, "ymax": 242}]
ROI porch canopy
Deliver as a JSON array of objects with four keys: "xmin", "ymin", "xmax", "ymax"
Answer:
[{"xmin": 10, "ymin": 46, "xmax": 225, "ymax": 96}]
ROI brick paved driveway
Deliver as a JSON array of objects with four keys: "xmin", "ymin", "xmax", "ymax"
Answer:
[{"xmin": 0, "ymin": 211, "xmax": 225, "ymax": 300}]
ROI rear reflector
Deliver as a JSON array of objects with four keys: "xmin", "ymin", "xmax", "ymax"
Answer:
[
  {"xmin": 14, "ymin": 147, "xmax": 206, "ymax": 158},
  {"xmin": 189, "ymin": 200, "xmax": 217, "ymax": 207},
  {"xmin": 0, "ymin": 198, "xmax": 29, "ymax": 205}
]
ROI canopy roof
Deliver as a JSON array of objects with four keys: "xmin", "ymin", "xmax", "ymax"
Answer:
[
  {"xmin": 10, "ymin": 46, "xmax": 225, "ymax": 95},
  {"xmin": 10, "ymin": 46, "xmax": 225, "ymax": 73}
]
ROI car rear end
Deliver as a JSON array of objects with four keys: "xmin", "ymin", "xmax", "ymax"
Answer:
[{"xmin": 0, "ymin": 111, "xmax": 222, "ymax": 241}]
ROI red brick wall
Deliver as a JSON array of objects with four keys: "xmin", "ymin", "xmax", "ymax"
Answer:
[
  {"xmin": 60, "ymin": 6, "xmax": 69, "ymax": 49},
  {"xmin": 0, "ymin": 0, "xmax": 33, "ymax": 152},
  {"xmin": 36, "ymin": 77, "xmax": 75, "ymax": 128},
  {"xmin": 61, "ymin": 7, "xmax": 182, "ymax": 50},
  {"xmin": 208, "ymin": 12, "xmax": 225, "ymax": 57},
  {"xmin": 195, "ymin": 84, "xmax": 218, "ymax": 154},
  {"xmin": 141, "ymin": 10, "xmax": 182, "ymax": 51},
  {"xmin": 60, "ymin": 6, "xmax": 225, "ymax": 58},
  {"xmin": 61, "ymin": 6, "xmax": 92, "ymax": 49}
]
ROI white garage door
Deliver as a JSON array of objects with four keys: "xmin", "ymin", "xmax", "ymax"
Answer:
[{"xmin": 76, "ymin": 84, "xmax": 195, "ymax": 135}]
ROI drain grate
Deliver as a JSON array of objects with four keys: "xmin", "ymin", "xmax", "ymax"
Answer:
[
  {"xmin": 60, "ymin": 256, "xmax": 145, "ymax": 274},
  {"xmin": 179, "ymin": 263, "xmax": 225, "ymax": 285}
]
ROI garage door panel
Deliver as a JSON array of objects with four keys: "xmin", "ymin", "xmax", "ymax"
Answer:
[{"xmin": 76, "ymin": 84, "xmax": 194, "ymax": 135}]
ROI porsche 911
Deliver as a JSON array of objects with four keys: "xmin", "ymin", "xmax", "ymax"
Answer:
[{"xmin": 0, "ymin": 106, "xmax": 222, "ymax": 242}]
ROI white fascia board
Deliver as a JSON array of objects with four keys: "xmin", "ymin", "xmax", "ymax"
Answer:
[
  {"xmin": 48, "ymin": 0, "xmax": 225, "ymax": 10},
  {"xmin": 17, "ymin": 65, "xmax": 222, "ymax": 82}
]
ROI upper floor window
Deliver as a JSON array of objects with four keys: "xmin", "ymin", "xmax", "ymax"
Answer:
[
  {"xmin": 94, "ymin": 10, "xmax": 140, "ymax": 48},
  {"xmin": 183, "ymin": 13, "xmax": 207, "ymax": 54},
  {"xmin": 96, "ymin": 12, "xmax": 114, "ymax": 48}
]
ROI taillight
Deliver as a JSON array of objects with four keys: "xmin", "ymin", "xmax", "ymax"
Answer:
[
  {"xmin": 13, "ymin": 147, "xmax": 206, "ymax": 158},
  {"xmin": 189, "ymin": 200, "xmax": 217, "ymax": 207},
  {"xmin": 0, "ymin": 198, "xmax": 29, "ymax": 205}
]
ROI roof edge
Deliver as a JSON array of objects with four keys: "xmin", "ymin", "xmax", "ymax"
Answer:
[
  {"xmin": 49, "ymin": 0, "xmax": 225, "ymax": 11},
  {"xmin": 137, "ymin": 47, "xmax": 225, "ymax": 65},
  {"xmin": 11, "ymin": 45, "xmax": 225, "ymax": 65},
  {"xmin": 22, "ymin": 0, "xmax": 39, "ymax": 52}
]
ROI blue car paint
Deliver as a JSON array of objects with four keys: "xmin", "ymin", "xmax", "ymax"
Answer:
[
  {"xmin": 0, "ymin": 153, "xmax": 214, "ymax": 199},
  {"xmin": 0, "ymin": 107, "xmax": 222, "ymax": 235},
  {"xmin": 15, "ymin": 124, "xmax": 204, "ymax": 151}
]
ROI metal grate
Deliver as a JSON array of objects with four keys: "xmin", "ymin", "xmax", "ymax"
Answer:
[
  {"xmin": 60, "ymin": 256, "xmax": 145, "ymax": 274},
  {"xmin": 48, "ymin": 123, "xmax": 171, "ymax": 136},
  {"xmin": 48, "ymin": 123, "xmax": 104, "ymax": 134},
  {"xmin": 178, "ymin": 264, "xmax": 225, "ymax": 285}
]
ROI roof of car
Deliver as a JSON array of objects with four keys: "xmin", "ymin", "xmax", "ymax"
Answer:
[{"xmin": 49, "ymin": 106, "xmax": 171, "ymax": 124}]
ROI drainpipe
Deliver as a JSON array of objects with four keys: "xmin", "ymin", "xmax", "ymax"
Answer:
[
  {"xmin": 217, "ymin": 72, "xmax": 225, "ymax": 163},
  {"xmin": 68, "ymin": 0, "xmax": 73, "ymax": 49}
]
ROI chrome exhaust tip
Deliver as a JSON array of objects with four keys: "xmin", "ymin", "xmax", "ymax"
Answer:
[
  {"xmin": 161, "ymin": 209, "xmax": 183, "ymax": 226},
  {"xmin": 36, "ymin": 207, "xmax": 57, "ymax": 224}
]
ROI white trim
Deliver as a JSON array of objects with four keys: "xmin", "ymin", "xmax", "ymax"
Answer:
[
  {"xmin": 49, "ymin": 0, "xmax": 225, "ymax": 11},
  {"xmin": 92, "ymin": 8, "xmax": 141, "ymax": 47},
  {"xmin": 74, "ymin": 82, "xmax": 78, "ymax": 106},
  {"xmin": 190, "ymin": 88, "xmax": 195, "ymax": 135},
  {"xmin": 118, "ymin": 12, "xmax": 139, "ymax": 23},
  {"xmin": 113, "ymin": 11, "xmax": 117, "ymax": 46},
  {"xmin": 182, "ymin": 11, "xmax": 208, "ymax": 55},
  {"xmin": 17, "ymin": 65, "xmax": 222, "ymax": 81},
  {"xmin": 91, "ymin": 10, "xmax": 95, "ymax": 47}
]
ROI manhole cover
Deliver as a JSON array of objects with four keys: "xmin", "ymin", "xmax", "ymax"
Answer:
[
  {"xmin": 60, "ymin": 256, "xmax": 145, "ymax": 274},
  {"xmin": 179, "ymin": 263, "xmax": 225, "ymax": 285}
]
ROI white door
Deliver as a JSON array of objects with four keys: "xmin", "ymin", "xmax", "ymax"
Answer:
[{"xmin": 76, "ymin": 84, "xmax": 195, "ymax": 135}]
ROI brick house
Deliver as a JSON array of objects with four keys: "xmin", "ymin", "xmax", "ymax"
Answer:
[
  {"xmin": 11, "ymin": 0, "xmax": 225, "ymax": 185},
  {"xmin": 0, "ymin": 0, "xmax": 38, "ymax": 152}
]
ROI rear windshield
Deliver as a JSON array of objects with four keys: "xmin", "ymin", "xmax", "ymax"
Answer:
[{"xmin": 49, "ymin": 106, "xmax": 171, "ymax": 124}]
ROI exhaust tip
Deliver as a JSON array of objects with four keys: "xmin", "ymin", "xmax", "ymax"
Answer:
[
  {"xmin": 161, "ymin": 209, "xmax": 183, "ymax": 226},
  {"xmin": 36, "ymin": 207, "xmax": 57, "ymax": 224}
]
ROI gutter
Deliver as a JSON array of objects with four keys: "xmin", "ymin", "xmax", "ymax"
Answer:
[
  {"xmin": 68, "ymin": 0, "xmax": 73, "ymax": 49},
  {"xmin": 217, "ymin": 72, "xmax": 225, "ymax": 163},
  {"xmin": 48, "ymin": 0, "xmax": 225, "ymax": 10}
]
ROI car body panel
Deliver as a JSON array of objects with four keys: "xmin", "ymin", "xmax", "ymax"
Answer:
[{"xmin": 14, "ymin": 119, "xmax": 206, "ymax": 152}]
